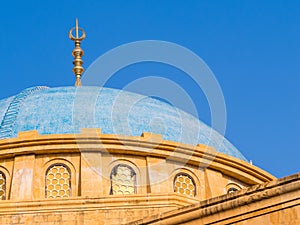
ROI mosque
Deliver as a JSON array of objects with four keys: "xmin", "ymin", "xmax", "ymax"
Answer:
[{"xmin": 0, "ymin": 20, "xmax": 299, "ymax": 225}]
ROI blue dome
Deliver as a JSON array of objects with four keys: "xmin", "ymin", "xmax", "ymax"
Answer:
[{"xmin": 0, "ymin": 86, "xmax": 246, "ymax": 161}]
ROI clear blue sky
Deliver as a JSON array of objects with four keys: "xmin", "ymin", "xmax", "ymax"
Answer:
[{"xmin": 1, "ymin": 1, "xmax": 299, "ymax": 178}]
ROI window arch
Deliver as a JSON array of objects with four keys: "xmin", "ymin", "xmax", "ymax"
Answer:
[
  {"xmin": 228, "ymin": 187, "xmax": 238, "ymax": 193},
  {"xmin": 45, "ymin": 164, "xmax": 71, "ymax": 198},
  {"xmin": 110, "ymin": 164, "xmax": 136, "ymax": 195},
  {"xmin": 226, "ymin": 183, "xmax": 241, "ymax": 194},
  {"xmin": 174, "ymin": 173, "xmax": 196, "ymax": 197},
  {"xmin": 0, "ymin": 171, "xmax": 6, "ymax": 200}
]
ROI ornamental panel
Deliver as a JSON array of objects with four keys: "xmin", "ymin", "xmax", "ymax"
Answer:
[
  {"xmin": 0, "ymin": 172, "xmax": 6, "ymax": 200},
  {"xmin": 174, "ymin": 173, "xmax": 196, "ymax": 197},
  {"xmin": 46, "ymin": 164, "xmax": 71, "ymax": 198},
  {"xmin": 110, "ymin": 164, "xmax": 136, "ymax": 195}
]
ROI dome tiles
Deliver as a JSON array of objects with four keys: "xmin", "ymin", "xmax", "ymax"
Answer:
[{"xmin": 0, "ymin": 86, "xmax": 247, "ymax": 161}]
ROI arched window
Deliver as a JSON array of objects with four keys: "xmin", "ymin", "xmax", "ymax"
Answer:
[
  {"xmin": 226, "ymin": 183, "xmax": 241, "ymax": 194},
  {"xmin": 0, "ymin": 171, "xmax": 6, "ymax": 200},
  {"xmin": 45, "ymin": 164, "xmax": 71, "ymax": 198},
  {"xmin": 227, "ymin": 187, "xmax": 238, "ymax": 193},
  {"xmin": 110, "ymin": 164, "xmax": 136, "ymax": 195},
  {"xmin": 174, "ymin": 173, "xmax": 196, "ymax": 197}
]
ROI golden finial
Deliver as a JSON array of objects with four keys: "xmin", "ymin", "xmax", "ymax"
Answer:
[{"xmin": 69, "ymin": 18, "xmax": 86, "ymax": 86}]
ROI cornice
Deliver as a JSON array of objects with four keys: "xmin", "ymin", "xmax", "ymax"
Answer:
[
  {"xmin": 0, "ymin": 129, "xmax": 275, "ymax": 185},
  {"xmin": 128, "ymin": 173, "xmax": 300, "ymax": 225}
]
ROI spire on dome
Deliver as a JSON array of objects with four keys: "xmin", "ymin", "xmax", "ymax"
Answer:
[{"xmin": 69, "ymin": 18, "xmax": 86, "ymax": 86}]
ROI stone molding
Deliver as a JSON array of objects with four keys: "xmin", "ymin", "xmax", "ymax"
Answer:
[
  {"xmin": 0, "ymin": 129, "xmax": 275, "ymax": 186},
  {"xmin": 128, "ymin": 173, "xmax": 300, "ymax": 224},
  {"xmin": 0, "ymin": 193, "xmax": 197, "ymax": 215}
]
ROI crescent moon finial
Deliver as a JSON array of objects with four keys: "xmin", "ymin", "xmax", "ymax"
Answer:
[{"xmin": 69, "ymin": 19, "xmax": 86, "ymax": 86}]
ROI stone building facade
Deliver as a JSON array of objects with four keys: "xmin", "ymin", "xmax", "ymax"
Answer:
[{"xmin": 0, "ymin": 86, "xmax": 298, "ymax": 224}]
